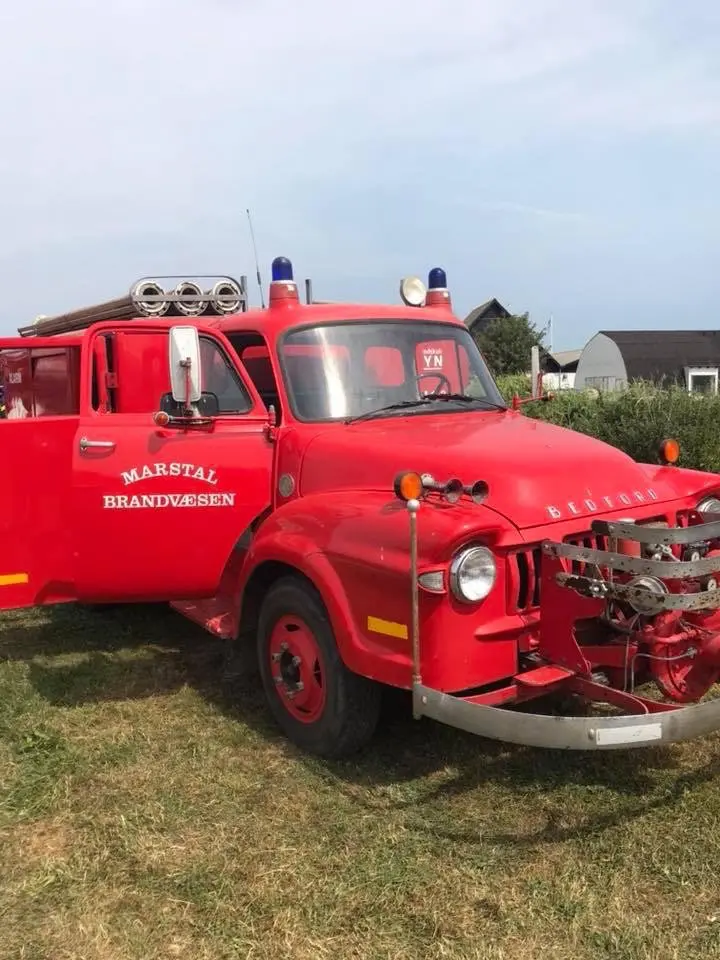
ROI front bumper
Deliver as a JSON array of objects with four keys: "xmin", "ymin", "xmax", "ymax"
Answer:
[
  {"xmin": 412, "ymin": 513, "xmax": 720, "ymax": 750},
  {"xmin": 414, "ymin": 684, "xmax": 720, "ymax": 750}
]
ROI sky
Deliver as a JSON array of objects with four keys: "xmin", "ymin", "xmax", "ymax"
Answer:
[{"xmin": 1, "ymin": 0, "xmax": 718, "ymax": 351}]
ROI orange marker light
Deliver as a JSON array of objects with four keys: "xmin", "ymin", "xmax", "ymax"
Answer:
[
  {"xmin": 153, "ymin": 410, "xmax": 170, "ymax": 427},
  {"xmin": 394, "ymin": 471, "xmax": 424, "ymax": 501},
  {"xmin": 659, "ymin": 438, "xmax": 680, "ymax": 465}
]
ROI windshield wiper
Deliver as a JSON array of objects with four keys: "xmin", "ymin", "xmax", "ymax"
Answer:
[
  {"xmin": 427, "ymin": 393, "xmax": 508, "ymax": 412},
  {"xmin": 344, "ymin": 398, "xmax": 435, "ymax": 424},
  {"xmin": 344, "ymin": 394, "xmax": 507, "ymax": 424}
]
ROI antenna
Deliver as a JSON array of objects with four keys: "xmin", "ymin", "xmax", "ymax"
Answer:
[{"xmin": 246, "ymin": 208, "xmax": 266, "ymax": 309}]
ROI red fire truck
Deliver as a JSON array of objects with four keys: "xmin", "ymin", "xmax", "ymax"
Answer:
[{"xmin": 3, "ymin": 258, "xmax": 720, "ymax": 759}]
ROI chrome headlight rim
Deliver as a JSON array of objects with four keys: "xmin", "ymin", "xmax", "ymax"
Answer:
[
  {"xmin": 449, "ymin": 545, "xmax": 496, "ymax": 604},
  {"xmin": 697, "ymin": 495, "xmax": 720, "ymax": 515}
]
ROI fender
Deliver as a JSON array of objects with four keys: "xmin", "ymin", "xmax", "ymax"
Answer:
[
  {"xmin": 231, "ymin": 490, "xmax": 513, "ymax": 685},
  {"xmin": 236, "ymin": 527, "xmax": 367, "ymax": 674}
]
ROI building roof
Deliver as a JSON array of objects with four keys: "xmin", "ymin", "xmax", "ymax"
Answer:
[
  {"xmin": 464, "ymin": 298, "xmax": 512, "ymax": 332},
  {"xmin": 539, "ymin": 347, "xmax": 581, "ymax": 373},
  {"xmin": 600, "ymin": 330, "xmax": 720, "ymax": 382},
  {"xmin": 550, "ymin": 348, "xmax": 581, "ymax": 367}
]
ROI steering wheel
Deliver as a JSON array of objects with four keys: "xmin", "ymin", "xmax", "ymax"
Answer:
[{"xmin": 415, "ymin": 372, "xmax": 452, "ymax": 396}]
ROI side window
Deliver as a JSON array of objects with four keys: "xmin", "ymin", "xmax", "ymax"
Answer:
[
  {"xmin": 87, "ymin": 329, "xmax": 253, "ymax": 416},
  {"xmin": 31, "ymin": 348, "xmax": 80, "ymax": 415},
  {"xmin": 1, "ymin": 346, "xmax": 80, "ymax": 418},
  {"xmin": 199, "ymin": 337, "xmax": 252, "ymax": 414},
  {"xmin": 91, "ymin": 334, "xmax": 116, "ymax": 414},
  {"xmin": 93, "ymin": 330, "xmax": 170, "ymax": 415},
  {"xmin": 0, "ymin": 349, "xmax": 32, "ymax": 419},
  {"xmin": 227, "ymin": 332, "xmax": 282, "ymax": 422}
]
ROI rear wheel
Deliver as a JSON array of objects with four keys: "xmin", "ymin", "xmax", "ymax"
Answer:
[{"xmin": 257, "ymin": 577, "xmax": 381, "ymax": 758}]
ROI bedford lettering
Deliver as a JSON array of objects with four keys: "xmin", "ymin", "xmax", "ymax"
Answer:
[{"xmin": 545, "ymin": 488, "xmax": 659, "ymax": 521}]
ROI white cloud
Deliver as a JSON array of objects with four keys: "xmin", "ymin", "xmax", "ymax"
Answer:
[{"xmin": 0, "ymin": 0, "xmax": 718, "ymax": 329}]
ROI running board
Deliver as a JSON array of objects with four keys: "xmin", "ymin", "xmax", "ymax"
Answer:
[{"xmin": 171, "ymin": 597, "xmax": 235, "ymax": 638}]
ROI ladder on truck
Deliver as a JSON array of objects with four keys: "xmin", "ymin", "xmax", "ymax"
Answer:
[{"xmin": 16, "ymin": 275, "xmax": 250, "ymax": 338}]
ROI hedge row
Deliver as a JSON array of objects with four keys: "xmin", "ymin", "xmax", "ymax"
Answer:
[{"xmin": 494, "ymin": 376, "xmax": 720, "ymax": 474}]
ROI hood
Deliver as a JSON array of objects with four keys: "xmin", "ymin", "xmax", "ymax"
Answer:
[{"xmin": 298, "ymin": 410, "xmax": 699, "ymax": 530}]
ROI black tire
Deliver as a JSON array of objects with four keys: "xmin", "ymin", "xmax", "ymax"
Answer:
[{"xmin": 257, "ymin": 576, "xmax": 381, "ymax": 759}]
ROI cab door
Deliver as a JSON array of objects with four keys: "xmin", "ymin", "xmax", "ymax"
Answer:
[
  {"xmin": 0, "ymin": 336, "xmax": 84, "ymax": 610},
  {"xmin": 71, "ymin": 322, "xmax": 273, "ymax": 602}
]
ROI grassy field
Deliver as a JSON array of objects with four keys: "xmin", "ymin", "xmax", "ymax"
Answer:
[{"xmin": 2, "ymin": 605, "xmax": 720, "ymax": 960}]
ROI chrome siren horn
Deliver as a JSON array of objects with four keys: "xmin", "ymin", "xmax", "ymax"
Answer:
[
  {"xmin": 174, "ymin": 280, "xmax": 206, "ymax": 316},
  {"xmin": 132, "ymin": 280, "xmax": 170, "ymax": 316},
  {"xmin": 464, "ymin": 480, "xmax": 490, "ymax": 504},
  {"xmin": 420, "ymin": 475, "xmax": 464, "ymax": 503},
  {"xmin": 210, "ymin": 279, "xmax": 242, "ymax": 315}
]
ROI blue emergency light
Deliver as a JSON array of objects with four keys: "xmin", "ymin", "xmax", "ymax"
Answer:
[
  {"xmin": 271, "ymin": 256, "xmax": 294, "ymax": 283},
  {"xmin": 428, "ymin": 267, "xmax": 447, "ymax": 290}
]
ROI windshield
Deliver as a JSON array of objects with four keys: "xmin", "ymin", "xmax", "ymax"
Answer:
[{"xmin": 278, "ymin": 320, "xmax": 505, "ymax": 422}]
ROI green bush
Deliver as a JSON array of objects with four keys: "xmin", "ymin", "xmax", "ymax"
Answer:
[
  {"xmin": 496, "ymin": 374, "xmax": 532, "ymax": 400},
  {"xmin": 493, "ymin": 378, "xmax": 720, "ymax": 474}
]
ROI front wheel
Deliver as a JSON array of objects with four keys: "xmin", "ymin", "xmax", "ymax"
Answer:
[{"xmin": 257, "ymin": 577, "xmax": 381, "ymax": 758}]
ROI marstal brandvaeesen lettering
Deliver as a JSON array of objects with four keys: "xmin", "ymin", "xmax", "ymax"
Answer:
[{"xmin": 103, "ymin": 493, "xmax": 235, "ymax": 509}]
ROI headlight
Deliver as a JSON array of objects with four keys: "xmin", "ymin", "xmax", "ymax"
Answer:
[
  {"xmin": 697, "ymin": 496, "xmax": 720, "ymax": 514},
  {"xmin": 449, "ymin": 546, "xmax": 496, "ymax": 603}
]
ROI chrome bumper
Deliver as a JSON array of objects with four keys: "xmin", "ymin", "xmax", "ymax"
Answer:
[{"xmin": 414, "ymin": 685, "xmax": 720, "ymax": 750}]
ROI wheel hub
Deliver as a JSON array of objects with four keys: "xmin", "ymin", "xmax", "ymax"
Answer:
[
  {"xmin": 273, "ymin": 643, "xmax": 305, "ymax": 697},
  {"xmin": 268, "ymin": 616, "xmax": 326, "ymax": 723}
]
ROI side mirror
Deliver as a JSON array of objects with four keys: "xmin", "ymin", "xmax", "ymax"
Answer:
[{"xmin": 169, "ymin": 325, "xmax": 202, "ymax": 404}]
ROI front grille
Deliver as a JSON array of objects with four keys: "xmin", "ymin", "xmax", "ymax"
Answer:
[
  {"xmin": 507, "ymin": 517, "xmax": 681, "ymax": 613},
  {"xmin": 563, "ymin": 532, "xmax": 609, "ymax": 577},
  {"xmin": 508, "ymin": 531, "xmax": 608, "ymax": 613},
  {"xmin": 509, "ymin": 546, "xmax": 542, "ymax": 612}
]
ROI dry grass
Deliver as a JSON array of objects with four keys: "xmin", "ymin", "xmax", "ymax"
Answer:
[{"xmin": 2, "ymin": 604, "xmax": 720, "ymax": 959}]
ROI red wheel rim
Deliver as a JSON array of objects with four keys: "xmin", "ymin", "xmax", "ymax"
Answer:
[{"xmin": 268, "ymin": 615, "xmax": 326, "ymax": 724}]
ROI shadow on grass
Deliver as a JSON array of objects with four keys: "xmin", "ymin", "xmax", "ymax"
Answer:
[{"xmin": 4, "ymin": 601, "xmax": 720, "ymax": 842}]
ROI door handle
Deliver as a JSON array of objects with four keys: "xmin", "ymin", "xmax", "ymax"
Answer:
[{"xmin": 79, "ymin": 436, "xmax": 116, "ymax": 452}]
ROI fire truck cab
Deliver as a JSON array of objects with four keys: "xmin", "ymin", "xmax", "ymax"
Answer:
[{"xmin": 4, "ymin": 258, "xmax": 720, "ymax": 759}]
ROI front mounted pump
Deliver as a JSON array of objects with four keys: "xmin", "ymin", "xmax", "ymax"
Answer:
[{"xmin": 394, "ymin": 471, "xmax": 720, "ymax": 751}]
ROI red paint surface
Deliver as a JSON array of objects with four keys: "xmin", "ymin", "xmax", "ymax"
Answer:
[{"xmin": 2, "ymin": 296, "xmax": 720, "ymax": 710}]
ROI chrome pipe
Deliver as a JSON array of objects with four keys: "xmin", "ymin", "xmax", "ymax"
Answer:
[
  {"xmin": 210, "ymin": 279, "xmax": 242, "ymax": 315},
  {"xmin": 132, "ymin": 280, "xmax": 170, "ymax": 316},
  {"xmin": 174, "ymin": 281, "xmax": 206, "ymax": 316}
]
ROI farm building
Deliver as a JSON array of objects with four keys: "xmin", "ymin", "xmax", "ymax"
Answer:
[
  {"xmin": 574, "ymin": 330, "xmax": 720, "ymax": 394},
  {"xmin": 464, "ymin": 297, "xmax": 513, "ymax": 336},
  {"xmin": 541, "ymin": 348, "xmax": 581, "ymax": 390},
  {"xmin": 464, "ymin": 298, "xmax": 579, "ymax": 389}
]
